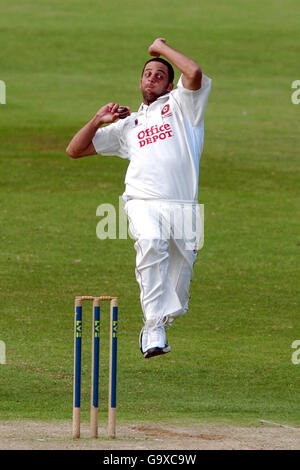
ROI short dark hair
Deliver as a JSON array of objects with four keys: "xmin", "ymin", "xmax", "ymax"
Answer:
[{"xmin": 142, "ymin": 58, "xmax": 174, "ymax": 84}]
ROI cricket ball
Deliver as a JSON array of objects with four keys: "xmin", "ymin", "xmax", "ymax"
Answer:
[{"xmin": 117, "ymin": 106, "xmax": 129, "ymax": 119}]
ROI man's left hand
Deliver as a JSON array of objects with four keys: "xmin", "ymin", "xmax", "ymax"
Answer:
[{"xmin": 148, "ymin": 38, "xmax": 166, "ymax": 57}]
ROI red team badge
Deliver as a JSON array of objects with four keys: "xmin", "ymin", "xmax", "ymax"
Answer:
[{"xmin": 162, "ymin": 104, "xmax": 170, "ymax": 115}]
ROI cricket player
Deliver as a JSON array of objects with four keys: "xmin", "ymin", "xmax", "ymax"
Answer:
[{"xmin": 66, "ymin": 38, "xmax": 212, "ymax": 358}]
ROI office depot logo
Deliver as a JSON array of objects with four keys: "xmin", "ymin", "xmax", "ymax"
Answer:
[{"xmin": 137, "ymin": 123, "xmax": 173, "ymax": 147}]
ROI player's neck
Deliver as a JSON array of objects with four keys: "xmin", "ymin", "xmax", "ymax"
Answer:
[{"xmin": 143, "ymin": 98, "xmax": 157, "ymax": 106}]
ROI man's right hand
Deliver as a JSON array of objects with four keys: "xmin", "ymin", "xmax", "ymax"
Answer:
[
  {"xmin": 95, "ymin": 103, "xmax": 121, "ymax": 125},
  {"xmin": 66, "ymin": 102, "xmax": 129, "ymax": 159}
]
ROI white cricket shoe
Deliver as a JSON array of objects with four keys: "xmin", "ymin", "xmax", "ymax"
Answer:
[{"xmin": 139, "ymin": 324, "xmax": 171, "ymax": 359}]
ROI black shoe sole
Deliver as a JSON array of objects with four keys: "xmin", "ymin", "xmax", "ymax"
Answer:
[{"xmin": 144, "ymin": 346, "xmax": 170, "ymax": 359}]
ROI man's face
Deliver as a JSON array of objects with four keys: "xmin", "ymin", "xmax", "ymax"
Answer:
[{"xmin": 140, "ymin": 62, "xmax": 174, "ymax": 105}]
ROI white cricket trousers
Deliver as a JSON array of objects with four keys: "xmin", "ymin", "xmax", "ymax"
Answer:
[{"xmin": 125, "ymin": 199, "xmax": 201, "ymax": 328}]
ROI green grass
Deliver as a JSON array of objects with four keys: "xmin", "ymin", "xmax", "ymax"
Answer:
[{"xmin": 0, "ymin": 0, "xmax": 299, "ymax": 428}]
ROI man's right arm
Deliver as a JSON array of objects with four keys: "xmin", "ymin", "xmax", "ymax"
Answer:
[{"xmin": 66, "ymin": 103, "xmax": 123, "ymax": 159}]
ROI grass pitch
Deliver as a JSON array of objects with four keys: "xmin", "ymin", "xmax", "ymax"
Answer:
[{"xmin": 0, "ymin": 0, "xmax": 299, "ymax": 428}]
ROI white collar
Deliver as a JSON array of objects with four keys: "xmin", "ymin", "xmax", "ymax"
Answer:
[{"xmin": 138, "ymin": 92, "xmax": 171, "ymax": 113}]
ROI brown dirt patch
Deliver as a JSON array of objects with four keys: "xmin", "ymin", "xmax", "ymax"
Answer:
[{"xmin": 0, "ymin": 420, "xmax": 299, "ymax": 450}]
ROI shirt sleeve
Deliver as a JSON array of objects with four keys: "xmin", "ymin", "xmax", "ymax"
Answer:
[
  {"xmin": 174, "ymin": 73, "xmax": 212, "ymax": 127},
  {"xmin": 92, "ymin": 119, "xmax": 130, "ymax": 159}
]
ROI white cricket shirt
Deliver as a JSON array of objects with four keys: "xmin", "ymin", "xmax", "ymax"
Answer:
[{"xmin": 92, "ymin": 74, "xmax": 212, "ymax": 202}]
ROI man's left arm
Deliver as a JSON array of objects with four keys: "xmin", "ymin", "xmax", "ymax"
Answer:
[{"xmin": 148, "ymin": 38, "xmax": 202, "ymax": 90}]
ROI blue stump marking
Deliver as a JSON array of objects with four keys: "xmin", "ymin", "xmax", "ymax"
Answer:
[
  {"xmin": 74, "ymin": 305, "xmax": 82, "ymax": 408},
  {"xmin": 92, "ymin": 305, "xmax": 100, "ymax": 408},
  {"xmin": 110, "ymin": 305, "xmax": 118, "ymax": 408}
]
